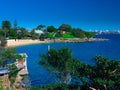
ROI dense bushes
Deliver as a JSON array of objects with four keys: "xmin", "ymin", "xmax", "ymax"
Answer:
[{"xmin": 29, "ymin": 83, "xmax": 81, "ymax": 90}]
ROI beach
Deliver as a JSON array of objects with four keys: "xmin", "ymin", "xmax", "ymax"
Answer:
[
  {"xmin": 6, "ymin": 38, "xmax": 108, "ymax": 47},
  {"xmin": 6, "ymin": 39, "xmax": 46, "ymax": 47}
]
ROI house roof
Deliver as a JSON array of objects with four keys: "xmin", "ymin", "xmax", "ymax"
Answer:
[{"xmin": 35, "ymin": 30, "xmax": 44, "ymax": 34}]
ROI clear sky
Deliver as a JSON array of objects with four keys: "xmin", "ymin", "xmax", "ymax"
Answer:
[{"xmin": 0, "ymin": 0, "xmax": 120, "ymax": 31}]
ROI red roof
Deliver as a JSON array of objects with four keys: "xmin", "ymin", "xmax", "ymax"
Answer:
[{"xmin": 19, "ymin": 61, "xmax": 24, "ymax": 66}]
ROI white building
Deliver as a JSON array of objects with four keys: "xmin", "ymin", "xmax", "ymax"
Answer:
[{"xmin": 34, "ymin": 30, "xmax": 44, "ymax": 35}]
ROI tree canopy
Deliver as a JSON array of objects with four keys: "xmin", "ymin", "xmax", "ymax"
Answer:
[
  {"xmin": 2, "ymin": 20, "xmax": 11, "ymax": 30},
  {"xmin": 47, "ymin": 26, "xmax": 57, "ymax": 33},
  {"xmin": 58, "ymin": 24, "xmax": 72, "ymax": 32},
  {"xmin": 0, "ymin": 20, "xmax": 95, "ymax": 40},
  {"xmin": 39, "ymin": 47, "xmax": 75, "ymax": 84},
  {"xmin": 36, "ymin": 24, "xmax": 45, "ymax": 30},
  {"xmin": 38, "ymin": 47, "xmax": 120, "ymax": 90}
]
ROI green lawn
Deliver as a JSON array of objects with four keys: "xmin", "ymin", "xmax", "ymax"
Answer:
[
  {"xmin": 49, "ymin": 32, "xmax": 75, "ymax": 39},
  {"xmin": 62, "ymin": 32, "xmax": 75, "ymax": 38}
]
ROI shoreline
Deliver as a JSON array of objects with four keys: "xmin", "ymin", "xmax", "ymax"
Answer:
[
  {"xmin": 53, "ymin": 38, "xmax": 108, "ymax": 42},
  {"xmin": 5, "ymin": 38, "xmax": 108, "ymax": 48},
  {"xmin": 6, "ymin": 39, "xmax": 48, "ymax": 48}
]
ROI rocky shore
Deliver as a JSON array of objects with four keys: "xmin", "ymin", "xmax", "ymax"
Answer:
[{"xmin": 53, "ymin": 38, "xmax": 109, "ymax": 43}]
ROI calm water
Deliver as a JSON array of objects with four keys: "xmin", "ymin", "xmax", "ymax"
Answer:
[{"xmin": 16, "ymin": 34, "xmax": 120, "ymax": 86}]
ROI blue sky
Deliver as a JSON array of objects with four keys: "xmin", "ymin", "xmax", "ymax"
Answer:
[{"xmin": 0, "ymin": 0, "xmax": 120, "ymax": 31}]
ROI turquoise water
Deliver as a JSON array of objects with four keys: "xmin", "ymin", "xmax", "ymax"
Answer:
[{"xmin": 16, "ymin": 34, "xmax": 120, "ymax": 86}]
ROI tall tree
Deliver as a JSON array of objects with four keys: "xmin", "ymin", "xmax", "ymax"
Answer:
[
  {"xmin": 84, "ymin": 32, "xmax": 95, "ymax": 39},
  {"xmin": 1, "ymin": 20, "xmax": 11, "ymax": 37},
  {"xmin": 90, "ymin": 56, "xmax": 120, "ymax": 90},
  {"xmin": 36, "ymin": 24, "xmax": 45, "ymax": 30},
  {"xmin": 47, "ymin": 25, "xmax": 57, "ymax": 33},
  {"xmin": 0, "ymin": 29, "xmax": 4, "ymax": 37},
  {"xmin": 71, "ymin": 28, "xmax": 85, "ymax": 38},
  {"xmin": 2, "ymin": 20, "xmax": 11, "ymax": 30},
  {"xmin": 9, "ymin": 28, "xmax": 17, "ymax": 39},
  {"xmin": 30, "ymin": 29, "xmax": 39, "ymax": 39},
  {"xmin": 39, "ymin": 47, "xmax": 120, "ymax": 90},
  {"xmin": 58, "ymin": 24, "xmax": 72, "ymax": 32},
  {"xmin": 0, "ymin": 36, "xmax": 7, "ymax": 47},
  {"xmin": 72, "ymin": 56, "xmax": 120, "ymax": 89},
  {"xmin": 13, "ymin": 19, "xmax": 18, "ymax": 31},
  {"xmin": 0, "ymin": 48, "xmax": 16, "ymax": 67},
  {"xmin": 17, "ymin": 27, "xmax": 29, "ymax": 38},
  {"xmin": 39, "ymin": 47, "xmax": 77, "ymax": 84}
]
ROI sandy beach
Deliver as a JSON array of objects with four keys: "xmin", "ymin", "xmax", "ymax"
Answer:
[
  {"xmin": 5, "ymin": 38, "xmax": 108, "ymax": 47},
  {"xmin": 6, "ymin": 39, "xmax": 46, "ymax": 47}
]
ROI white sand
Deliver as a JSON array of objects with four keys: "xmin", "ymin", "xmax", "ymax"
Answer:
[{"xmin": 6, "ymin": 39, "xmax": 46, "ymax": 47}]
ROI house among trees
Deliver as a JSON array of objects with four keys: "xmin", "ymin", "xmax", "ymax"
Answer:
[{"xmin": 61, "ymin": 30, "xmax": 66, "ymax": 34}]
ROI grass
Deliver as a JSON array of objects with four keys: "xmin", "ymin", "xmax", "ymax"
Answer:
[
  {"xmin": 49, "ymin": 33, "xmax": 54, "ymax": 39},
  {"xmin": 62, "ymin": 32, "xmax": 75, "ymax": 38},
  {"xmin": 49, "ymin": 32, "xmax": 75, "ymax": 39}
]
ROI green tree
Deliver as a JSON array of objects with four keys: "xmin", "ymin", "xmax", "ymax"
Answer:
[
  {"xmin": 47, "ymin": 26, "xmax": 57, "ymax": 33},
  {"xmin": 17, "ymin": 27, "xmax": 30, "ymax": 39},
  {"xmin": 0, "ymin": 36, "xmax": 7, "ymax": 47},
  {"xmin": 29, "ymin": 83, "xmax": 81, "ymax": 90},
  {"xmin": 0, "ymin": 29, "xmax": 6, "ymax": 47},
  {"xmin": 9, "ymin": 64, "xmax": 19, "ymax": 83},
  {"xmin": 0, "ymin": 29, "xmax": 4, "ymax": 37},
  {"xmin": 71, "ymin": 28, "xmax": 85, "ymax": 38},
  {"xmin": 39, "ymin": 33, "xmax": 49, "ymax": 41},
  {"xmin": 13, "ymin": 20, "xmax": 17, "ymax": 30},
  {"xmin": 59, "ymin": 24, "xmax": 72, "ymax": 32},
  {"xmin": 38, "ymin": 47, "xmax": 120, "ymax": 89},
  {"xmin": 30, "ymin": 29, "xmax": 39, "ymax": 39},
  {"xmin": 2, "ymin": 20, "xmax": 11, "ymax": 37},
  {"xmin": 73, "ymin": 56, "xmax": 120, "ymax": 89},
  {"xmin": 39, "ymin": 47, "xmax": 77, "ymax": 84},
  {"xmin": 84, "ymin": 32, "xmax": 95, "ymax": 39},
  {"xmin": 9, "ymin": 29, "xmax": 17, "ymax": 39},
  {"xmin": 2, "ymin": 20, "xmax": 11, "ymax": 30},
  {"xmin": 36, "ymin": 24, "xmax": 45, "ymax": 30},
  {"xmin": 90, "ymin": 56, "xmax": 120, "ymax": 90},
  {"xmin": 55, "ymin": 31, "xmax": 62, "ymax": 38},
  {"xmin": 0, "ymin": 48, "xmax": 16, "ymax": 67}
]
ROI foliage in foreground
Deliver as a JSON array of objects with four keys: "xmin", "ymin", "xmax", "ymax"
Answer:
[
  {"xmin": 39, "ymin": 47, "xmax": 76, "ymax": 84},
  {"xmin": 29, "ymin": 83, "xmax": 81, "ymax": 90},
  {"xmin": 0, "ymin": 48, "xmax": 23, "ymax": 84},
  {"xmin": 38, "ymin": 47, "xmax": 120, "ymax": 90},
  {"xmin": 0, "ymin": 48, "xmax": 16, "ymax": 67},
  {"xmin": 9, "ymin": 64, "xmax": 19, "ymax": 83},
  {"xmin": 0, "ymin": 81, "xmax": 4, "ymax": 90}
]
